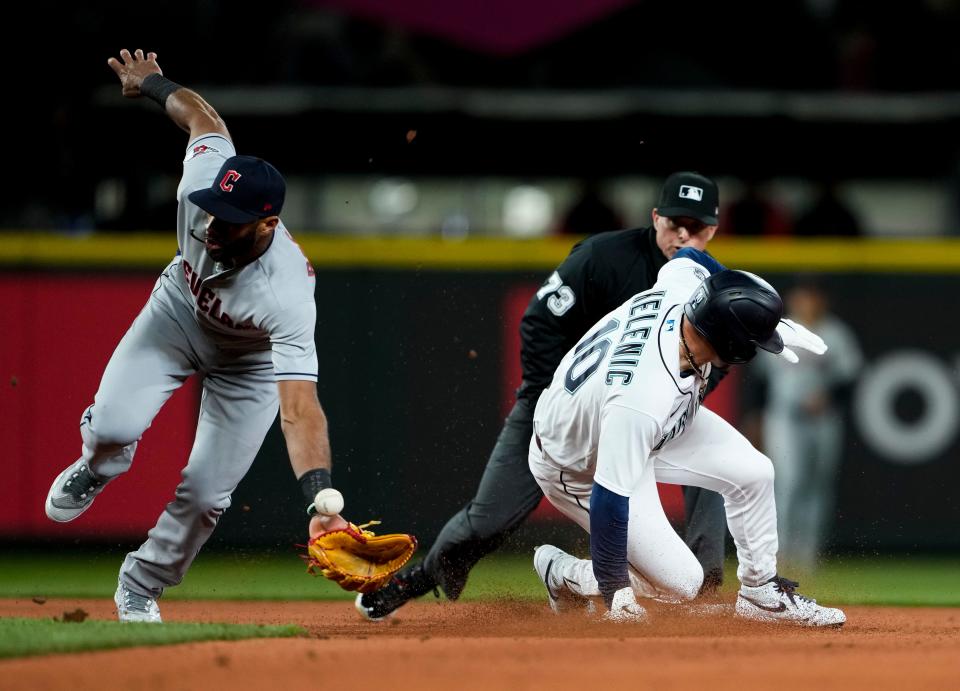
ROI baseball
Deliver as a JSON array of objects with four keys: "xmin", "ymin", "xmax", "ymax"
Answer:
[{"xmin": 313, "ymin": 488, "xmax": 344, "ymax": 516}]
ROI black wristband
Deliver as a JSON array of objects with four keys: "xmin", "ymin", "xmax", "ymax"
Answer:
[
  {"xmin": 299, "ymin": 468, "xmax": 332, "ymax": 507},
  {"xmin": 140, "ymin": 73, "xmax": 183, "ymax": 108}
]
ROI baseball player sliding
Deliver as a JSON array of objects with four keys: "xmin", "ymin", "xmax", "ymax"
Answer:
[
  {"xmin": 358, "ymin": 172, "xmax": 729, "ymax": 621},
  {"xmin": 44, "ymin": 49, "xmax": 348, "ymax": 622},
  {"xmin": 530, "ymin": 249, "xmax": 846, "ymax": 626}
]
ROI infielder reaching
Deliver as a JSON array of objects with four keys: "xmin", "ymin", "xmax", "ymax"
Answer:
[
  {"xmin": 529, "ymin": 249, "xmax": 846, "ymax": 626},
  {"xmin": 44, "ymin": 50, "xmax": 347, "ymax": 621},
  {"xmin": 358, "ymin": 173, "xmax": 729, "ymax": 620}
]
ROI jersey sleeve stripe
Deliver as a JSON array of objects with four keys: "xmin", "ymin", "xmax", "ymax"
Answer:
[{"xmin": 186, "ymin": 133, "xmax": 230, "ymax": 149}]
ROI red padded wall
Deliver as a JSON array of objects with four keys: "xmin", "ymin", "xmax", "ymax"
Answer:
[{"xmin": 0, "ymin": 274, "xmax": 198, "ymax": 539}]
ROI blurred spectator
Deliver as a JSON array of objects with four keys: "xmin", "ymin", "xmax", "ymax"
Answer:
[
  {"xmin": 795, "ymin": 181, "xmax": 863, "ymax": 236},
  {"xmin": 723, "ymin": 178, "xmax": 793, "ymax": 236},
  {"xmin": 558, "ymin": 179, "xmax": 624, "ymax": 235},
  {"xmin": 748, "ymin": 277, "xmax": 863, "ymax": 571}
]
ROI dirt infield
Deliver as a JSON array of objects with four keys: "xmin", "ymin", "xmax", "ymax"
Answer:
[{"xmin": 2, "ymin": 598, "xmax": 958, "ymax": 690}]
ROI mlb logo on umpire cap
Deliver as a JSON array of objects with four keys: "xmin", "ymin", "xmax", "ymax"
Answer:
[
  {"xmin": 657, "ymin": 171, "xmax": 720, "ymax": 226},
  {"xmin": 188, "ymin": 155, "xmax": 286, "ymax": 224}
]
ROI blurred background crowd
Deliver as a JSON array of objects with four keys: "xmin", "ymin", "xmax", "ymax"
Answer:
[{"xmin": 5, "ymin": 0, "xmax": 960, "ymax": 239}]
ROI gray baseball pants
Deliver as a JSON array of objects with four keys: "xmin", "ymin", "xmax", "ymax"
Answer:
[{"xmin": 78, "ymin": 274, "xmax": 279, "ymax": 599}]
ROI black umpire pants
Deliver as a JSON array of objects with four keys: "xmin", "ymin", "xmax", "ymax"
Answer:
[{"xmin": 422, "ymin": 397, "xmax": 728, "ymax": 600}]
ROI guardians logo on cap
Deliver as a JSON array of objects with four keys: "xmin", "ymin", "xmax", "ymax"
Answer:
[
  {"xmin": 188, "ymin": 155, "xmax": 286, "ymax": 224},
  {"xmin": 657, "ymin": 172, "xmax": 719, "ymax": 225}
]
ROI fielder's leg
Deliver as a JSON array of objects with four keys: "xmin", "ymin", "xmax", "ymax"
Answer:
[
  {"xmin": 45, "ymin": 285, "xmax": 198, "ymax": 523},
  {"xmin": 120, "ymin": 358, "xmax": 280, "ymax": 600}
]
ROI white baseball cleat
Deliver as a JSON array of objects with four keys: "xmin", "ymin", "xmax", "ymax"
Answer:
[
  {"xmin": 533, "ymin": 545, "xmax": 595, "ymax": 614},
  {"xmin": 45, "ymin": 459, "xmax": 110, "ymax": 522},
  {"xmin": 115, "ymin": 581, "xmax": 162, "ymax": 623},
  {"xmin": 735, "ymin": 576, "xmax": 845, "ymax": 627}
]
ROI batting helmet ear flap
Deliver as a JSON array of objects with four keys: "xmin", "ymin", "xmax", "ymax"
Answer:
[{"xmin": 683, "ymin": 270, "xmax": 784, "ymax": 364}]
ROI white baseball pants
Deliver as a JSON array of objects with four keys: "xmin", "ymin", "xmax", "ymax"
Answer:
[{"xmin": 529, "ymin": 407, "xmax": 779, "ymax": 601}]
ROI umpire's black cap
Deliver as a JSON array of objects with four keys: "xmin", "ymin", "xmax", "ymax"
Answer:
[
  {"xmin": 189, "ymin": 155, "xmax": 286, "ymax": 224},
  {"xmin": 656, "ymin": 172, "xmax": 720, "ymax": 226},
  {"xmin": 684, "ymin": 270, "xmax": 784, "ymax": 364}
]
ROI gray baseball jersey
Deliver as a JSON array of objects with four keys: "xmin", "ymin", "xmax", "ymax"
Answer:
[
  {"xmin": 72, "ymin": 133, "xmax": 319, "ymax": 598},
  {"xmin": 169, "ymin": 134, "xmax": 318, "ymax": 380}
]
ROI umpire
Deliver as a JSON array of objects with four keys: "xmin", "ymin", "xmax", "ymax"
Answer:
[{"xmin": 358, "ymin": 172, "xmax": 729, "ymax": 619}]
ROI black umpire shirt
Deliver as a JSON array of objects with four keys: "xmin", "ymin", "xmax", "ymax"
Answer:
[{"xmin": 518, "ymin": 226, "xmax": 724, "ymax": 403}]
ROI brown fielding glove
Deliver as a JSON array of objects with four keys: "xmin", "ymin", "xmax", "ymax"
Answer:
[{"xmin": 305, "ymin": 521, "xmax": 417, "ymax": 593}]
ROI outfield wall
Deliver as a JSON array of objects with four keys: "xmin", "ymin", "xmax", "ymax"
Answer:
[{"xmin": 2, "ymin": 235, "xmax": 958, "ymax": 551}]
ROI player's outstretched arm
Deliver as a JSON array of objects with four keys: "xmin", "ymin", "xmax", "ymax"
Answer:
[
  {"xmin": 277, "ymin": 380, "xmax": 349, "ymax": 536},
  {"xmin": 106, "ymin": 48, "xmax": 230, "ymax": 142}
]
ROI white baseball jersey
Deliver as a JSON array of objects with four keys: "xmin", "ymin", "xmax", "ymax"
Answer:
[
  {"xmin": 161, "ymin": 133, "xmax": 318, "ymax": 381},
  {"xmin": 533, "ymin": 256, "xmax": 711, "ymax": 496}
]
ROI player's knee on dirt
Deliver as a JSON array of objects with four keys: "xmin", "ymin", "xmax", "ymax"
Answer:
[
  {"xmin": 669, "ymin": 562, "xmax": 704, "ymax": 602},
  {"xmin": 631, "ymin": 560, "xmax": 703, "ymax": 602}
]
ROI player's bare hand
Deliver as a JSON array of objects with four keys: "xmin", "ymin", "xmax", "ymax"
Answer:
[
  {"xmin": 309, "ymin": 513, "xmax": 349, "ymax": 537},
  {"xmin": 107, "ymin": 48, "xmax": 162, "ymax": 98}
]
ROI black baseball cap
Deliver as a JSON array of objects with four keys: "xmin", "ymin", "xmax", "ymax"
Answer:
[
  {"xmin": 656, "ymin": 172, "xmax": 720, "ymax": 226},
  {"xmin": 188, "ymin": 155, "xmax": 286, "ymax": 224}
]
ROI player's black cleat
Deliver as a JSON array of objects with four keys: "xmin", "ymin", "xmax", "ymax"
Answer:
[{"xmin": 354, "ymin": 563, "xmax": 437, "ymax": 621}]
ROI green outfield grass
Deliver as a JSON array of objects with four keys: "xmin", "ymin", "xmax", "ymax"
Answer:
[
  {"xmin": 1, "ymin": 550, "xmax": 958, "ymax": 606},
  {"xmin": 0, "ymin": 618, "xmax": 302, "ymax": 659}
]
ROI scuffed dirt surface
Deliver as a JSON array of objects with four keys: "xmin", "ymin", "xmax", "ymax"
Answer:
[{"xmin": 2, "ymin": 598, "xmax": 958, "ymax": 690}]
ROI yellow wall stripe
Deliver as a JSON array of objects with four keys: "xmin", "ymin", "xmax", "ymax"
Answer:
[{"xmin": 1, "ymin": 232, "xmax": 959, "ymax": 272}]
